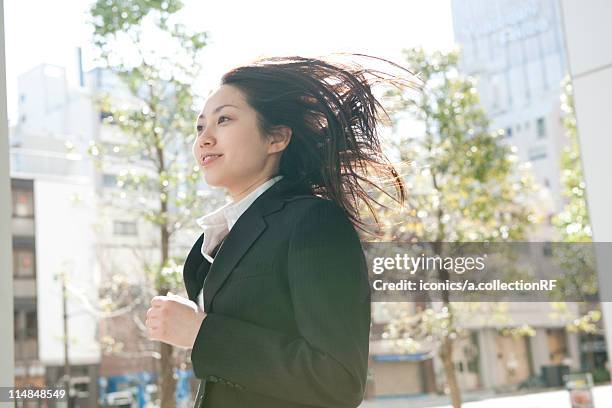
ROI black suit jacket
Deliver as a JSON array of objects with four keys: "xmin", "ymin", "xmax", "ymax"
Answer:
[{"xmin": 183, "ymin": 177, "xmax": 371, "ymax": 408}]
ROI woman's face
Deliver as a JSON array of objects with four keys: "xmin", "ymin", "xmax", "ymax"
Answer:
[{"xmin": 193, "ymin": 84, "xmax": 286, "ymax": 200}]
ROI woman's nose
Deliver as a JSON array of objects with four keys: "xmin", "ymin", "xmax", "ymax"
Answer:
[{"xmin": 198, "ymin": 130, "xmax": 214, "ymax": 148}]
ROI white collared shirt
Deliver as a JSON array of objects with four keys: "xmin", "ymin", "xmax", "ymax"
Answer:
[{"xmin": 195, "ymin": 175, "xmax": 284, "ymax": 264}]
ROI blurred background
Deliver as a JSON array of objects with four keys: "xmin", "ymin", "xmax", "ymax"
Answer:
[{"xmin": 1, "ymin": 0, "xmax": 611, "ymax": 407}]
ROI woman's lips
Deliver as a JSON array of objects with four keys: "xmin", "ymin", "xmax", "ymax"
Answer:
[{"xmin": 202, "ymin": 154, "xmax": 222, "ymax": 166}]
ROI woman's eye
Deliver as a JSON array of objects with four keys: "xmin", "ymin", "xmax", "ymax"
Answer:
[{"xmin": 195, "ymin": 117, "xmax": 229, "ymax": 134}]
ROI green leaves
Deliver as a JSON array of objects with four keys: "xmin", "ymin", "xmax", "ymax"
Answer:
[
  {"xmin": 87, "ymin": 1, "xmax": 218, "ymax": 297},
  {"xmin": 548, "ymin": 77, "xmax": 600, "ymax": 335},
  {"xmin": 372, "ymin": 49, "xmax": 542, "ymax": 391},
  {"xmin": 372, "ymin": 47, "xmax": 537, "ymax": 243},
  {"xmin": 87, "ymin": 4, "xmax": 216, "ymax": 404},
  {"xmin": 90, "ymin": 0, "xmax": 184, "ymax": 39},
  {"xmin": 553, "ymin": 76, "xmax": 592, "ymax": 243}
]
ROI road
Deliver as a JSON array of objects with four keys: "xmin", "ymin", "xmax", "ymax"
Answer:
[{"xmin": 360, "ymin": 384, "xmax": 612, "ymax": 407}]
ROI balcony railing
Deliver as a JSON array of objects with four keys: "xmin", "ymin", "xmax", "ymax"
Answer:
[{"xmin": 10, "ymin": 147, "xmax": 91, "ymax": 180}]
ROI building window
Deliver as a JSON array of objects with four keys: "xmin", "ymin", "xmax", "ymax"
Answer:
[
  {"xmin": 537, "ymin": 117, "xmax": 546, "ymax": 138},
  {"xmin": 19, "ymin": 93, "xmax": 26, "ymax": 103},
  {"xmin": 20, "ymin": 115, "xmax": 26, "ymax": 123},
  {"xmin": 528, "ymin": 146, "xmax": 547, "ymax": 161},
  {"xmin": 25, "ymin": 311, "xmax": 38, "ymax": 339},
  {"xmin": 505, "ymin": 127, "xmax": 513, "ymax": 138},
  {"xmin": 13, "ymin": 312, "xmax": 19, "ymax": 340},
  {"xmin": 12, "ymin": 189, "xmax": 34, "ymax": 217},
  {"xmin": 13, "ymin": 247, "xmax": 35, "ymax": 278},
  {"xmin": 491, "ymin": 76, "xmax": 501, "ymax": 109},
  {"xmin": 467, "ymin": 358, "xmax": 479, "ymax": 374},
  {"xmin": 113, "ymin": 221, "xmax": 138, "ymax": 236},
  {"xmin": 103, "ymin": 174, "xmax": 118, "ymax": 188},
  {"xmin": 14, "ymin": 310, "xmax": 38, "ymax": 340}
]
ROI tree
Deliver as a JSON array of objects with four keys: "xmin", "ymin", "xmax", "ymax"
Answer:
[
  {"xmin": 551, "ymin": 76, "xmax": 607, "ymax": 382},
  {"xmin": 86, "ymin": 1, "xmax": 217, "ymax": 406},
  {"xmin": 365, "ymin": 47, "xmax": 540, "ymax": 408},
  {"xmin": 553, "ymin": 77, "xmax": 591, "ymax": 244}
]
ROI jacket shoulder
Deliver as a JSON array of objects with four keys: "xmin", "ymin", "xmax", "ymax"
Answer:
[
  {"xmin": 283, "ymin": 195, "xmax": 356, "ymax": 236},
  {"xmin": 283, "ymin": 194, "xmax": 344, "ymax": 216}
]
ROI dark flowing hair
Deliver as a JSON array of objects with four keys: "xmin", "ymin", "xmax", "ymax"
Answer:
[{"xmin": 221, "ymin": 54, "xmax": 418, "ymax": 237}]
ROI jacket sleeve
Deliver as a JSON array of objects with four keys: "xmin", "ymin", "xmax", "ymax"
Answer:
[{"xmin": 190, "ymin": 199, "xmax": 371, "ymax": 407}]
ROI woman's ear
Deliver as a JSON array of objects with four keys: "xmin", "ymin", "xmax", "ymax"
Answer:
[{"xmin": 268, "ymin": 125, "xmax": 292, "ymax": 154}]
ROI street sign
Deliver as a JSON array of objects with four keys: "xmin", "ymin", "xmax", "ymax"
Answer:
[{"xmin": 564, "ymin": 373, "xmax": 595, "ymax": 408}]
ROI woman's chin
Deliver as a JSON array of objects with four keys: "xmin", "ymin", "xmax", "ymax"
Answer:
[{"xmin": 202, "ymin": 172, "xmax": 225, "ymax": 188}]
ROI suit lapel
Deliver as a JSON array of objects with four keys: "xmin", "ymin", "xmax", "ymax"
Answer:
[
  {"xmin": 201, "ymin": 176, "xmax": 312, "ymax": 312},
  {"xmin": 186, "ymin": 237, "xmax": 223, "ymax": 302}
]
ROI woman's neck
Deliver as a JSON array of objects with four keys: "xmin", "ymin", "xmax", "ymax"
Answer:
[{"xmin": 229, "ymin": 174, "xmax": 279, "ymax": 203}]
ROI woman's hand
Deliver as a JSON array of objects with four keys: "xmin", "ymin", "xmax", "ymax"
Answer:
[{"xmin": 146, "ymin": 292, "xmax": 206, "ymax": 348}]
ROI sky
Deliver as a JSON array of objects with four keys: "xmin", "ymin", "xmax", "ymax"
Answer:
[{"xmin": 4, "ymin": 0, "xmax": 456, "ymax": 124}]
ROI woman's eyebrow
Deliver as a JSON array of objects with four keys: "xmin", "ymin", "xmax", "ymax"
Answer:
[{"xmin": 198, "ymin": 104, "xmax": 239, "ymax": 120}]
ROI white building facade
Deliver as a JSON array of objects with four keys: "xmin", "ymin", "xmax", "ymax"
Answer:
[
  {"xmin": 559, "ymin": 0, "xmax": 612, "ymax": 382},
  {"xmin": 10, "ymin": 62, "xmax": 101, "ymax": 405},
  {"xmin": 451, "ymin": 0, "xmax": 568, "ymax": 215}
]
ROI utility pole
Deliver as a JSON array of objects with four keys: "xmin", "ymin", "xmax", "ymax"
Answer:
[
  {"xmin": 61, "ymin": 270, "xmax": 72, "ymax": 407},
  {"xmin": 0, "ymin": 0, "xmax": 16, "ymax": 389}
]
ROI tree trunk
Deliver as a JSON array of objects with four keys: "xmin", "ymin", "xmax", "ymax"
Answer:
[
  {"xmin": 160, "ymin": 342, "xmax": 176, "ymax": 408},
  {"xmin": 158, "ymin": 191, "xmax": 174, "ymax": 408},
  {"xmin": 431, "ymin": 237, "xmax": 462, "ymax": 407},
  {"xmin": 422, "ymin": 358, "xmax": 438, "ymax": 393},
  {"xmin": 439, "ymin": 336, "xmax": 462, "ymax": 408}
]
